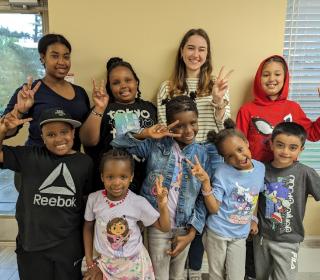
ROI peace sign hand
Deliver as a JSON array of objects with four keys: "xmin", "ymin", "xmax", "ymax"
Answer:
[
  {"xmin": 92, "ymin": 79, "xmax": 109, "ymax": 111},
  {"xmin": 211, "ymin": 66, "xmax": 233, "ymax": 105},
  {"xmin": 0, "ymin": 105, "xmax": 32, "ymax": 134},
  {"xmin": 155, "ymin": 175, "xmax": 168, "ymax": 206},
  {"xmin": 185, "ymin": 155, "xmax": 210, "ymax": 183},
  {"xmin": 141, "ymin": 120, "xmax": 182, "ymax": 139},
  {"xmin": 17, "ymin": 76, "xmax": 41, "ymax": 114}
]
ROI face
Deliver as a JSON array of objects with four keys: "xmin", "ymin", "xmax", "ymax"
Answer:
[
  {"xmin": 109, "ymin": 66, "xmax": 138, "ymax": 104},
  {"xmin": 169, "ymin": 111, "xmax": 198, "ymax": 148},
  {"xmin": 101, "ymin": 159, "xmax": 133, "ymax": 200},
  {"xmin": 110, "ymin": 222, "xmax": 126, "ymax": 235},
  {"xmin": 261, "ymin": 61, "xmax": 285, "ymax": 100},
  {"xmin": 220, "ymin": 136, "xmax": 253, "ymax": 170},
  {"xmin": 41, "ymin": 122, "xmax": 75, "ymax": 155},
  {"xmin": 270, "ymin": 134, "xmax": 303, "ymax": 168},
  {"xmin": 181, "ymin": 35, "xmax": 208, "ymax": 77},
  {"xmin": 41, "ymin": 43, "xmax": 71, "ymax": 80}
]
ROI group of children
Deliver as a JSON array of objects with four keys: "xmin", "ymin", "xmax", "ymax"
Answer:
[{"xmin": 0, "ymin": 30, "xmax": 320, "ymax": 280}]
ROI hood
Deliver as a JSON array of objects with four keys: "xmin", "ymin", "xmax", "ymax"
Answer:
[{"xmin": 253, "ymin": 55, "xmax": 289, "ymax": 106}]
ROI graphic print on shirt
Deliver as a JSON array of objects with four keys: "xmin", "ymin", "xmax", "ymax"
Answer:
[
  {"xmin": 264, "ymin": 175, "xmax": 295, "ymax": 233},
  {"xmin": 251, "ymin": 114, "xmax": 293, "ymax": 153},
  {"xmin": 33, "ymin": 163, "xmax": 77, "ymax": 207},
  {"xmin": 229, "ymin": 182, "xmax": 258, "ymax": 224},
  {"xmin": 105, "ymin": 216, "xmax": 131, "ymax": 257}
]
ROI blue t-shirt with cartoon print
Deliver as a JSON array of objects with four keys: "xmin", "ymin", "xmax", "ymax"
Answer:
[{"xmin": 206, "ymin": 159, "xmax": 265, "ymax": 238}]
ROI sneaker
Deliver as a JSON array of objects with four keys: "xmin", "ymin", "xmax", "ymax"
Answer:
[{"xmin": 188, "ymin": 269, "xmax": 202, "ymax": 280}]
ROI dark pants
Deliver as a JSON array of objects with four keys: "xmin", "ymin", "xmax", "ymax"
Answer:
[
  {"xmin": 16, "ymin": 232, "xmax": 83, "ymax": 280},
  {"xmin": 188, "ymin": 232, "xmax": 204, "ymax": 270},
  {"xmin": 245, "ymin": 239, "xmax": 256, "ymax": 278}
]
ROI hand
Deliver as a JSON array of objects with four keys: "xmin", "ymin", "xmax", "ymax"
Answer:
[
  {"xmin": 185, "ymin": 155, "xmax": 210, "ymax": 184},
  {"xmin": 318, "ymin": 87, "xmax": 320, "ymax": 97},
  {"xmin": 92, "ymin": 79, "xmax": 109, "ymax": 111},
  {"xmin": 211, "ymin": 66, "xmax": 233, "ymax": 105},
  {"xmin": 250, "ymin": 220, "xmax": 259, "ymax": 236},
  {"xmin": 155, "ymin": 175, "xmax": 168, "ymax": 206},
  {"xmin": 16, "ymin": 76, "xmax": 41, "ymax": 114},
  {"xmin": 0, "ymin": 105, "xmax": 32, "ymax": 134},
  {"xmin": 83, "ymin": 266, "xmax": 103, "ymax": 280},
  {"xmin": 167, "ymin": 230, "xmax": 196, "ymax": 257},
  {"xmin": 141, "ymin": 120, "xmax": 181, "ymax": 139}
]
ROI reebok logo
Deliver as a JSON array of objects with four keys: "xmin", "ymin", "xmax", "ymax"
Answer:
[{"xmin": 33, "ymin": 163, "xmax": 77, "ymax": 208}]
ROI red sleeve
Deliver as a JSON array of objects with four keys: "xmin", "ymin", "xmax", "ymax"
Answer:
[
  {"xmin": 236, "ymin": 105, "xmax": 251, "ymax": 138},
  {"xmin": 294, "ymin": 103, "xmax": 320, "ymax": 141}
]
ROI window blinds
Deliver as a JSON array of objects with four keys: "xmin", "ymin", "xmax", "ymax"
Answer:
[{"xmin": 284, "ymin": 0, "xmax": 320, "ymax": 171}]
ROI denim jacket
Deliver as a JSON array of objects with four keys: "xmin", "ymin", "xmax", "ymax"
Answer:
[{"xmin": 111, "ymin": 133, "xmax": 221, "ymax": 233}]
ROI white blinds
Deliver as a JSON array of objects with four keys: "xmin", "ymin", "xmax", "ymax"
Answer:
[{"xmin": 284, "ymin": 0, "xmax": 320, "ymax": 171}]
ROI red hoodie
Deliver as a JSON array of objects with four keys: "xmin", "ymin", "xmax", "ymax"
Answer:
[{"xmin": 236, "ymin": 55, "xmax": 320, "ymax": 162}]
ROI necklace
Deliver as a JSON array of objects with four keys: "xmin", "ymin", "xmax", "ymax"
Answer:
[{"xmin": 102, "ymin": 190, "xmax": 128, "ymax": 208}]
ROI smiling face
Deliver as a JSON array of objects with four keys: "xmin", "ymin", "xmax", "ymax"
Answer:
[
  {"xmin": 220, "ymin": 136, "xmax": 253, "ymax": 170},
  {"xmin": 101, "ymin": 159, "xmax": 133, "ymax": 201},
  {"xmin": 270, "ymin": 134, "xmax": 303, "ymax": 168},
  {"xmin": 108, "ymin": 66, "xmax": 138, "ymax": 104},
  {"xmin": 41, "ymin": 42, "xmax": 71, "ymax": 80},
  {"xmin": 181, "ymin": 34, "xmax": 208, "ymax": 77},
  {"xmin": 261, "ymin": 61, "xmax": 285, "ymax": 100},
  {"xmin": 41, "ymin": 122, "xmax": 75, "ymax": 155},
  {"xmin": 169, "ymin": 111, "xmax": 198, "ymax": 148}
]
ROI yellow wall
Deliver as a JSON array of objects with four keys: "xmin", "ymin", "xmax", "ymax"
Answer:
[
  {"xmin": 7, "ymin": 0, "xmax": 319, "ymax": 235},
  {"xmin": 48, "ymin": 0, "xmax": 320, "ymax": 235}
]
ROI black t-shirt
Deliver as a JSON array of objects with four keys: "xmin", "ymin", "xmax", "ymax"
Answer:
[
  {"xmin": 3, "ymin": 145, "xmax": 93, "ymax": 251},
  {"xmin": 84, "ymin": 99, "xmax": 157, "ymax": 192}
]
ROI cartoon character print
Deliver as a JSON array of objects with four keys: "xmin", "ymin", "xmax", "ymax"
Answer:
[
  {"xmin": 251, "ymin": 114, "xmax": 293, "ymax": 154},
  {"xmin": 264, "ymin": 181, "xmax": 290, "ymax": 230},
  {"xmin": 229, "ymin": 182, "xmax": 258, "ymax": 224},
  {"xmin": 106, "ymin": 216, "xmax": 131, "ymax": 252}
]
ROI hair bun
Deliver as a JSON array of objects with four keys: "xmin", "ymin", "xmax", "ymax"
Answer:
[
  {"xmin": 106, "ymin": 57, "xmax": 123, "ymax": 70},
  {"xmin": 224, "ymin": 118, "xmax": 236, "ymax": 129}
]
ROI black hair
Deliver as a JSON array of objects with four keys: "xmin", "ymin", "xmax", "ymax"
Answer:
[
  {"xmin": 271, "ymin": 122, "xmax": 307, "ymax": 147},
  {"xmin": 99, "ymin": 149, "xmax": 135, "ymax": 174},
  {"xmin": 38, "ymin": 33, "xmax": 72, "ymax": 55},
  {"xmin": 105, "ymin": 57, "xmax": 141, "ymax": 102},
  {"xmin": 207, "ymin": 119, "xmax": 248, "ymax": 156},
  {"xmin": 165, "ymin": 95, "xmax": 198, "ymax": 124}
]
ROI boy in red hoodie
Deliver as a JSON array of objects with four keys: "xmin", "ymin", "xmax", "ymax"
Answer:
[
  {"xmin": 236, "ymin": 55, "xmax": 320, "ymax": 163},
  {"xmin": 236, "ymin": 55, "xmax": 320, "ymax": 279}
]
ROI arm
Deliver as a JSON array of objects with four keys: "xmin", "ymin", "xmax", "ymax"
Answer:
[
  {"xmin": 167, "ymin": 226, "xmax": 197, "ymax": 257},
  {"xmin": 0, "ymin": 107, "xmax": 32, "ymax": 163},
  {"xmin": 250, "ymin": 202, "xmax": 259, "ymax": 235},
  {"xmin": 156, "ymin": 81, "xmax": 169, "ymax": 124},
  {"xmin": 80, "ymin": 80, "xmax": 109, "ymax": 146},
  {"xmin": 236, "ymin": 105, "xmax": 250, "ymax": 138},
  {"xmin": 152, "ymin": 175, "xmax": 170, "ymax": 232},
  {"xmin": 186, "ymin": 156, "xmax": 220, "ymax": 214},
  {"xmin": 211, "ymin": 67, "xmax": 233, "ymax": 122}
]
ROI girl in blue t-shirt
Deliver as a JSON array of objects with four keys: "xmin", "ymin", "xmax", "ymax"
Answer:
[{"xmin": 187, "ymin": 119, "xmax": 265, "ymax": 280}]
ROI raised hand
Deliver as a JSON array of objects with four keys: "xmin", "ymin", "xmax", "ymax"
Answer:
[
  {"xmin": 17, "ymin": 76, "xmax": 41, "ymax": 114},
  {"xmin": 141, "ymin": 120, "xmax": 182, "ymax": 139},
  {"xmin": 0, "ymin": 105, "xmax": 32, "ymax": 134},
  {"xmin": 185, "ymin": 155, "xmax": 210, "ymax": 183},
  {"xmin": 211, "ymin": 66, "xmax": 233, "ymax": 105},
  {"xmin": 155, "ymin": 175, "xmax": 168, "ymax": 206},
  {"xmin": 92, "ymin": 79, "xmax": 109, "ymax": 112}
]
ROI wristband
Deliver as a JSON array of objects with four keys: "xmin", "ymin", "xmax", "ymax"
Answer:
[
  {"xmin": 201, "ymin": 189, "xmax": 213, "ymax": 196},
  {"xmin": 91, "ymin": 109, "xmax": 103, "ymax": 117},
  {"xmin": 87, "ymin": 261, "xmax": 97, "ymax": 270},
  {"xmin": 211, "ymin": 99, "xmax": 229, "ymax": 110},
  {"xmin": 251, "ymin": 215, "xmax": 259, "ymax": 224}
]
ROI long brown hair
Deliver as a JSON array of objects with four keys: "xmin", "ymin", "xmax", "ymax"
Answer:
[{"xmin": 169, "ymin": 28, "xmax": 213, "ymax": 98}]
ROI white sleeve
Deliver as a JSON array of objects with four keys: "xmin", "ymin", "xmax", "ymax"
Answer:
[
  {"xmin": 137, "ymin": 196, "xmax": 160, "ymax": 227},
  {"xmin": 157, "ymin": 81, "xmax": 170, "ymax": 124},
  {"xmin": 84, "ymin": 193, "xmax": 96, "ymax": 221}
]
